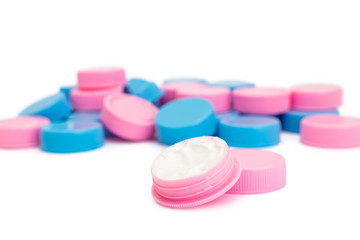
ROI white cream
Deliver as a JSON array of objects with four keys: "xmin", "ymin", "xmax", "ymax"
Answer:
[{"xmin": 152, "ymin": 137, "xmax": 227, "ymax": 181}]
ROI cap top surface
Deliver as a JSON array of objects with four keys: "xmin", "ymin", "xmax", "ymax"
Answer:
[
  {"xmin": 303, "ymin": 115, "xmax": 360, "ymax": 128},
  {"xmin": 0, "ymin": 117, "xmax": 49, "ymax": 129},
  {"xmin": 235, "ymin": 87, "xmax": 289, "ymax": 97},
  {"xmin": 291, "ymin": 84, "xmax": 340, "ymax": 93},
  {"xmin": 107, "ymin": 94, "xmax": 158, "ymax": 125},
  {"xmin": 156, "ymin": 98, "xmax": 214, "ymax": 128}
]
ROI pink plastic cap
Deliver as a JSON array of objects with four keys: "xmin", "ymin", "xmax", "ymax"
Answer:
[
  {"xmin": 233, "ymin": 87, "xmax": 290, "ymax": 115},
  {"xmin": 101, "ymin": 93, "xmax": 158, "ymax": 141},
  {"xmin": 227, "ymin": 149, "xmax": 286, "ymax": 194},
  {"xmin": 176, "ymin": 87, "xmax": 231, "ymax": 113},
  {"xmin": 70, "ymin": 86, "xmax": 123, "ymax": 111},
  {"xmin": 77, "ymin": 68, "xmax": 126, "ymax": 90},
  {"xmin": 301, "ymin": 115, "xmax": 360, "ymax": 148},
  {"xmin": 0, "ymin": 116, "xmax": 50, "ymax": 149},
  {"xmin": 151, "ymin": 137, "xmax": 242, "ymax": 209},
  {"xmin": 160, "ymin": 82, "xmax": 208, "ymax": 105},
  {"xmin": 290, "ymin": 84, "xmax": 342, "ymax": 111}
]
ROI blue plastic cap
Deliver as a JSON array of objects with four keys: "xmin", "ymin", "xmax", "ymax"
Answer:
[
  {"xmin": 163, "ymin": 77, "xmax": 207, "ymax": 84},
  {"xmin": 19, "ymin": 93, "xmax": 72, "ymax": 122},
  {"xmin": 68, "ymin": 111, "xmax": 115, "ymax": 138},
  {"xmin": 156, "ymin": 98, "xmax": 217, "ymax": 145},
  {"xmin": 218, "ymin": 115, "xmax": 281, "ymax": 148},
  {"xmin": 211, "ymin": 80, "xmax": 255, "ymax": 90},
  {"xmin": 41, "ymin": 120, "xmax": 105, "ymax": 153},
  {"xmin": 280, "ymin": 109, "xmax": 339, "ymax": 133},
  {"xmin": 126, "ymin": 78, "xmax": 164, "ymax": 104},
  {"xmin": 59, "ymin": 85, "xmax": 75, "ymax": 101}
]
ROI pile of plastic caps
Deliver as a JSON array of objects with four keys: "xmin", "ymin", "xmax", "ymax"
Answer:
[{"xmin": 1, "ymin": 67, "xmax": 359, "ymax": 208}]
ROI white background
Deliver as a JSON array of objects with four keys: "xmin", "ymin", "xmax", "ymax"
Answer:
[{"xmin": 1, "ymin": 0, "xmax": 360, "ymax": 239}]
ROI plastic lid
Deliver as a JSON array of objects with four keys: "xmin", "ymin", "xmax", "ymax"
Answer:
[
  {"xmin": 151, "ymin": 136, "xmax": 242, "ymax": 208},
  {"xmin": 77, "ymin": 67, "xmax": 126, "ymax": 90},
  {"xmin": 290, "ymin": 84, "xmax": 342, "ymax": 111},
  {"xmin": 70, "ymin": 86, "xmax": 122, "ymax": 111},
  {"xmin": 59, "ymin": 85, "xmax": 75, "ymax": 101},
  {"xmin": 218, "ymin": 115, "xmax": 281, "ymax": 147},
  {"xmin": 281, "ymin": 109, "xmax": 339, "ymax": 133},
  {"xmin": 227, "ymin": 149, "xmax": 286, "ymax": 194},
  {"xmin": 300, "ymin": 115, "xmax": 360, "ymax": 148},
  {"xmin": 0, "ymin": 116, "xmax": 50, "ymax": 149},
  {"xmin": 19, "ymin": 93, "xmax": 72, "ymax": 122},
  {"xmin": 40, "ymin": 120, "xmax": 105, "ymax": 153},
  {"xmin": 160, "ymin": 82, "xmax": 208, "ymax": 105},
  {"xmin": 126, "ymin": 78, "xmax": 164, "ymax": 104},
  {"xmin": 176, "ymin": 87, "xmax": 231, "ymax": 113},
  {"xmin": 233, "ymin": 87, "xmax": 290, "ymax": 115},
  {"xmin": 155, "ymin": 98, "xmax": 217, "ymax": 145},
  {"xmin": 101, "ymin": 93, "xmax": 158, "ymax": 141}
]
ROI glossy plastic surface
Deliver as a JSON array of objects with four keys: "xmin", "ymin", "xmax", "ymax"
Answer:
[
  {"xmin": 19, "ymin": 93, "xmax": 72, "ymax": 122},
  {"xmin": 156, "ymin": 98, "xmax": 217, "ymax": 145},
  {"xmin": 218, "ymin": 115, "xmax": 281, "ymax": 147},
  {"xmin": 227, "ymin": 149, "xmax": 286, "ymax": 194},
  {"xmin": 41, "ymin": 120, "xmax": 105, "ymax": 153}
]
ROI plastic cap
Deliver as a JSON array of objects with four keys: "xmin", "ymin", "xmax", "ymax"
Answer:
[
  {"xmin": 156, "ymin": 98, "xmax": 217, "ymax": 145},
  {"xmin": 101, "ymin": 93, "xmax": 158, "ymax": 141},
  {"xmin": 218, "ymin": 115, "xmax": 281, "ymax": 148},
  {"xmin": 77, "ymin": 68, "xmax": 126, "ymax": 90},
  {"xmin": 280, "ymin": 109, "xmax": 339, "ymax": 133},
  {"xmin": 300, "ymin": 115, "xmax": 360, "ymax": 148},
  {"xmin": 152, "ymin": 137, "xmax": 242, "ymax": 208},
  {"xmin": 70, "ymin": 86, "xmax": 122, "ymax": 111},
  {"xmin": 290, "ymin": 84, "xmax": 342, "ymax": 111},
  {"xmin": 227, "ymin": 149, "xmax": 286, "ymax": 194},
  {"xmin": 0, "ymin": 116, "xmax": 50, "ymax": 149},
  {"xmin": 233, "ymin": 87, "xmax": 290, "ymax": 115},
  {"xmin": 40, "ymin": 120, "xmax": 105, "ymax": 153},
  {"xmin": 19, "ymin": 93, "xmax": 72, "ymax": 122},
  {"xmin": 126, "ymin": 78, "xmax": 163, "ymax": 104},
  {"xmin": 176, "ymin": 87, "xmax": 231, "ymax": 113}
]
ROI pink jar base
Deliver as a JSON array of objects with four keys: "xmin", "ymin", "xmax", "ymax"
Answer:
[{"xmin": 152, "ymin": 157, "xmax": 242, "ymax": 209}]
